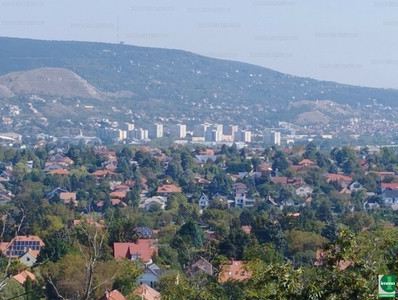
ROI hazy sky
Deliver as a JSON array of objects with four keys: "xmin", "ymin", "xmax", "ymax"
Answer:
[{"xmin": 1, "ymin": 0, "xmax": 398, "ymax": 89}]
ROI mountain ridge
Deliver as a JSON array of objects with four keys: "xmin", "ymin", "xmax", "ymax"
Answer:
[{"xmin": 0, "ymin": 36, "xmax": 398, "ymax": 130}]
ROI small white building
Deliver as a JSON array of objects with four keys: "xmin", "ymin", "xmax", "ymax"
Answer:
[
  {"xmin": 296, "ymin": 185, "xmax": 313, "ymax": 197},
  {"xmin": 140, "ymin": 196, "xmax": 167, "ymax": 211},
  {"xmin": 198, "ymin": 194, "xmax": 209, "ymax": 211}
]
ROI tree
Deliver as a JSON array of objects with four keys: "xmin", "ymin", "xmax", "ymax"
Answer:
[
  {"xmin": 272, "ymin": 150, "xmax": 289, "ymax": 172},
  {"xmin": 170, "ymin": 220, "xmax": 203, "ymax": 266},
  {"xmin": 111, "ymin": 259, "xmax": 142, "ymax": 297},
  {"xmin": 285, "ymin": 230, "xmax": 328, "ymax": 266},
  {"xmin": 165, "ymin": 155, "xmax": 183, "ymax": 181},
  {"xmin": 251, "ymin": 217, "xmax": 287, "ymax": 254},
  {"xmin": 37, "ymin": 228, "xmax": 73, "ymax": 263},
  {"xmin": 219, "ymin": 228, "xmax": 252, "ymax": 260}
]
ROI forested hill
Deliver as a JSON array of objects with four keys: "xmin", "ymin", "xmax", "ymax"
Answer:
[{"xmin": 1, "ymin": 36, "xmax": 398, "ymax": 109}]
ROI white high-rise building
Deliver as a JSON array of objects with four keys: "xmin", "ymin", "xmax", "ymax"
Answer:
[
  {"xmin": 121, "ymin": 122, "xmax": 135, "ymax": 131},
  {"xmin": 264, "ymin": 131, "xmax": 281, "ymax": 146},
  {"xmin": 205, "ymin": 125, "xmax": 223, "ymax": 142},
  {"xmin": 170, "ymin": 124, "xmax": 186, "ymax": 138},
  {"xmin": 128, "ymin": 128, "xmax": 148, "ymax": 140},
  {"xmin": 149, "ymin": 123, "xmax": 163, "ymax": 138}
]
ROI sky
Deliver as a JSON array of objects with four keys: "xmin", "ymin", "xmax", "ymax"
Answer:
[{"xmin": 1, "ymin": 0, "xmax": 398, "ymax": 89}]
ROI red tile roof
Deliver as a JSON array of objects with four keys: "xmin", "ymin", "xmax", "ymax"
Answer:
[
  {"xmin": 48, "ymin": 169, "xmax": 70, "ymax": 175},
  {"xmin": 381, "ymin": 182, "xmax": 398, "ymax": 190},
  {"xmin": 218, "ymin": 260, "xmax": 251, "ymax": 282},
  {"xmin": 97, "ymin": 289, "xmax": 126, "ymax": 300},
  {"xmin": 12, "ymin": 270, "xmax": 35, "ymax": 285},
  {"xmin": 325, "ymin": 173, "xmax": 353, "ymax": 182},
  {"xmin": 114, "ymin": 184, "xmax": 129, "ymax": 191},
  {"xmin": 113, "ymin": 239, "xmax": 157, "ymax": 263},
  {"xmin": 156, "ymin": 184, "xmax": 181, "ymax": 194},
  {"xmin": 91, "ymin": 170, "xmax": 117, "ymax": 177},
  {"xmin": 271, "ymin": 177, "xmax": 288, "ymax": 184},
  {"xmin": 109, "ymin": 191, "xmax": 127, "ymax": 199},
  {"xmin": 111, "ymin": 198, "xmax": 127, "ymax": 206},
  {"xmin": 133, "ymin": 284, "xmax": 161, "ymax": 300},
  {"xmin": 298, "ymin": 159, "xmax": 317, "ymax": 165},
  {"xmin": 0, "ymin": 235, "xmax": 45, "ymax": 257}
]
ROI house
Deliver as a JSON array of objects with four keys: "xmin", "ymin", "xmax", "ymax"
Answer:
[
  {"xmin": 218, "ymin": 260, "xmax": 251, "ymax": 282},
  {"xmin": 233, "ymin": 182, "xmax": 255, "ymax": 208},
  {"xmin": 380, "ymin": 182, "xmax": 398, "ymax": 191},
  {"xmin": 59, "ymin": 192, "xmax": 77, "ymax": 205},
  {"xmin": 46, "ymin": 187, "xmax": 68, "ymax": 199},
  {"xmin": 382, "ymin": 189, "xmax": 398, "ymax": 205},
  {"xmin": 19, "ymin": 250, "xmax": 39, "ymax": 267},
  {"xmin": 97, "ymin": 289, "xmax": 126, "ymax": 300},
  {"xmin": 135, "ymin": 227, "xmax": 153, "ymax": 239},
  {"xmin": 156, "ymin": 184, "xmax": 182, "ymax": 197},
  {"xmin": 363, "ymin": 197, "xmax": 380, "ymax": 210},
  {"xmin": 139, "ymin": 262, "xmax": 163, "ymax": 287},
  {"xmin": 48, "ymin": 169, "xmax": 70, "ymax": 176},
  {"xmin": 324, "ymin": 173, "xmax": 353, "ymax": 185},
  {"xmin": 43, "ymin": 163, "xmax": 68, "ymax": 173},
  {"xmin": 111, "ymin": 198, "xmax": 127, "ymax": 207},
  {"xmin": 296, "ymin": 185, "xmax": 313, "ymax": 197},
  {"xmin": 113, "ymin": 239, "xmax": 157, "ymax": 263},
  {"xmin": 12, "ymin": 270, "xmax": 35, "ymax": 285},
  {"xmin": 109, "ymin": 190, "xmax": 127, "ymax": 199},
  {"xmin": 198, "ymin": 194, "xmax": 209, "ymax": 211},
  {"xmin": 270, "ymin": 176, "xmax": 288, "ymax": 184},
  {"xmin": 45, "ymin": 154, "xmax": 74, "ymax": 167},
  {"xmin": 91, "ymin": 169, "xmax": 117, "ymax": 178},
  {"xmin": 189, "ymin": 256, "xmax": 214, "ymax": 276},
  {"xmin": 139, "ymin": 196, "xmax": 167, "ymax": 211},
  {"xmin": 0, "ymin": 235, "xmax": 45, "ymax": 266},
  {"xmin": 377, "ymin": 171, "xmax": 395, "ymax": 182},
  {"xmin": 133, "ymin": 284, "xmax": 161, "ymax": 300},
  {"xmin": 298, "ymin": 159, "xmax": 317, "ymax": 166},
  {"xmin": 347, "ymin": 180, "xmax": 363, "ymax": 192},
  {"xmin": 194, "ymin": 155, "xmax": 218, "ymax": 166}
]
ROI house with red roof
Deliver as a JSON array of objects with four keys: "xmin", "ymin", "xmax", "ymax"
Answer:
[
  {"xmin": 133, "ymin": 284, "xmax": 161, "ymax": 300},
  {"xmin": 381, "ymin": 182, "xmax": 398, "ymax": 191},
  {"xmin": 0, "ymin": 235, "xmax": 45, "ymax": 266},
  {"xmin": 97, "ymin": 289, "xmax": 126, "ymax": 300},
  {"xmin": 12, "ymin": 270, "xmax": 36, "ymax": 285},
  {"xmin": 218, "ymin": 260, "xmax": 251, "ymax": 282},
  {"xmin": 59, "ymin": 192, "xmax": 77, "ymax": 205},
  {"xmin": 156, "ymin": 183, "xmax": 182, "ymax": 196},
  {"xmin": 113, "ymin": 239, "xmax": 157, "ymax": 263},
  {"xmin": 91, "ymin": 170, "xmax": 117, "ymax": 178}
]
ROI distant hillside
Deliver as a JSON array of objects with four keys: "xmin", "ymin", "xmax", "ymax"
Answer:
[
  {"xmin": 1, "ymin": 37, "xmax": 398, "ymax": 108},
  {"xmin": 0, "ymin": 67, "xmax": 103, "ymax": 100},
  {"xmin": 1, "ymin": 36, "xmax": 398, "ymax": 129}
]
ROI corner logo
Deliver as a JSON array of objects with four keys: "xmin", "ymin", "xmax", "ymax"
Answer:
[{"xmin": 379, "ymin": 275, "xmax": 396, "ymax": 298}]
